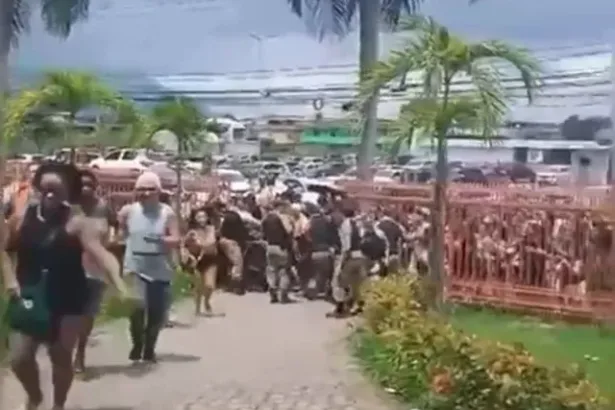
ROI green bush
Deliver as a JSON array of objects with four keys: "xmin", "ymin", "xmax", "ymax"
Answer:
[{"xmin": 353, "ymin": 275, "xmax": 609, "ymax": 410}]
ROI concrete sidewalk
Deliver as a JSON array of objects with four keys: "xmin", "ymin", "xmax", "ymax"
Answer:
[{"xmin": 1, "ymin": 293, "xmax": 398, "ymax": 410}]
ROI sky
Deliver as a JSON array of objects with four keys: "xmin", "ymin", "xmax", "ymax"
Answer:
[
  {"xmin": 8, "ymin": 0, "xmax": 615, "ymax": 122},
  {"xmin": 11, "ymin": 0, "xmax": 615, "ymax": 74}
]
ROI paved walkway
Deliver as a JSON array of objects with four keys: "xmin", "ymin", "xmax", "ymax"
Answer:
[{"xmin": 2, "ymin": 293, "xmax": 398, "ymax": 410}]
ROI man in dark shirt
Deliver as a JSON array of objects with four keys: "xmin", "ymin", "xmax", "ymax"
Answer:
[
  {"xmin": 376, "ymin": 212, "xmax": 406, "ymax": 274},
  {"xmin": 262, "ymin": 199, "xmax": 294, "ymax": 303},
  {"xmin": 327, "ymin": 199, "xmax": 366, "ymax": 318},
  {"xmin": 305, "ymin": 206, "xmax": 339, "ymax": 300}
]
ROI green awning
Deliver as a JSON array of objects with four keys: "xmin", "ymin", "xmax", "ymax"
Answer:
[
  {"xmin": 300, "ymin": 130, "xmax": 394, "ymax": 146},
  {"xmin": 300, "ymin": 133, "xmax": 359, "ymax": 145}
]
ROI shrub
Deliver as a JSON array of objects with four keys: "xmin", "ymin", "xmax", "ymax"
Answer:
[{"xmin": 353, "ymin": 275, "xmax": 608, "ymax": 410}]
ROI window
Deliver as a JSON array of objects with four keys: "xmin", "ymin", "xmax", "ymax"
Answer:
[
  {"xmin": 121, "ymin": 150, "xmax": 137, "ymax": 160},
  {"xmin": 543, "ymin": 149, "xmax": 571, "ymax": 165},
  {"xmin": 232, "ymin": 127, "xmax": 246, "ymax": 140},
  {"xmin": 104, "ymin": 150, "xmax": 120, "ymax": 160}
]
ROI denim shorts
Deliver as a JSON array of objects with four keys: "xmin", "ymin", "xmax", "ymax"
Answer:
[{"xmin": 84, "ymin": 278, "xmax": 106, "ymax": 316}]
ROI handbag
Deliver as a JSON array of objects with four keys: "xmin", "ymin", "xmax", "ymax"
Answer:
[
  {"xmin": 5, "ymin": 225, "xmax": 59, "ymax": 340},
  {"xmin": 6, "ymin": 273, "xmax": 50, "ymax": 340}
]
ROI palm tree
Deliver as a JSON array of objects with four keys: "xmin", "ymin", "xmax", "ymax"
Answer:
[
  {"xmin": 3, "ymin": 70, "xmax": 145, "ymax": 162},
  {"xmin": 150, "ymin": 97, "xmax": 209, "ymax": 218},
  {"xmin": 21, "ymin": 110, "xmax": 64, "ymax": 151},
  {"xmin": 360, "ymin": 16, "xmax": 541, "ymax": 307},
  {"xmin": 286, "ymin": 0, "xmax": 423, "ymax": 179}
]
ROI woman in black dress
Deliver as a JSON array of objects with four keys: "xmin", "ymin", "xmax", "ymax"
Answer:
[{"xmin": 1, "ymin": 163, "xmax": 128, "ymax": 410}]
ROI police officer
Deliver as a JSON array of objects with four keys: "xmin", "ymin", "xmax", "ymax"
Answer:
[
  {"xmin": 376, "ymin": 211, "xmax": 405, "ymax": 273},
  {"xmin": 327, "ymin": 199, "xmax": 366, "ymax": 318},
  {"xmin": 305, "ymin": 204, "xmax": 339, "ymax": 300},
  {"xmin": 262, "ymin": 199, "xmax": 294, "ymax": 303},
  {"xmin": 360, "ymin": 220, "xmax": 389, "ymax": 278}
]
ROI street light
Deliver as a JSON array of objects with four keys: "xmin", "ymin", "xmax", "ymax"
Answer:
[
  {"xmin": 249, "ymin": 33, "xmax": 277, "ymax": 118},
  {"xmin": 249, "ymin": 33, "xmax": 277, "ymax": 72}
]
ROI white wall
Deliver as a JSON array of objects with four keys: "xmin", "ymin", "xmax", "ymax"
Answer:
[
  {"xmin": 571, "ymin": 150, "xmax": 609, "ymax": 186},
  {"xmin": 413, "ymin": 146, "xmax": 515, "ymax": 164}
]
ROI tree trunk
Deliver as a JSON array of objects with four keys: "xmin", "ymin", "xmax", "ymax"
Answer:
[
  {"xmin": 356, "ymin": 0, "xmax": 380, "ymax": 180},
  {"xmin": 428, "ymin": 132, "xmax": 447, "ymax": 310}
]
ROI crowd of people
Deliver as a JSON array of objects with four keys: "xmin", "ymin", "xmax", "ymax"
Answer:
[
  {"xmin": 0, "ymin": 164, "xmax": 415, "ymax": 410},
  {"xmin": 2, "ymin": 162, "xmax": 608, "ymax": 410}
]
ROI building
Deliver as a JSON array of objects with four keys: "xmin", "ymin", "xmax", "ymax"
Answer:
[{"xmin": 412, "ymin": 139, "xmax": 611, "ymax": 186}]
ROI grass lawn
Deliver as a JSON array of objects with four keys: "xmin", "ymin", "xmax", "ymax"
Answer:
[{"xmin": 450, "ymin": 306, "xmax": 615, "ymax": 398}]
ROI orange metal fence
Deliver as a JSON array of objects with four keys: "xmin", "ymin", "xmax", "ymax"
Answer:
[{"xmin": 343, "ymin": 181, "xmax": 615, "ymax": 321}]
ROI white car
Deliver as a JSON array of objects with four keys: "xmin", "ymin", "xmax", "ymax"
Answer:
[
  {"xmin": 213, "ymin": 169, "xmax": 251, "ymax": 194},
  {"xmin": 89, "ymin": 148, "xmax": 166, "ymax": 173}
]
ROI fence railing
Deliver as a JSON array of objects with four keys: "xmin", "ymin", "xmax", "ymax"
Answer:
[{"xmin": 343, "ymin": 181, "xmax": 615, "ymax": 321}]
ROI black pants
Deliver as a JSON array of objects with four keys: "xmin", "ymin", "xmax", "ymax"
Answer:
[{"xmin": 129, "ymin": 279, "xmax": 171, "ymax": 355}]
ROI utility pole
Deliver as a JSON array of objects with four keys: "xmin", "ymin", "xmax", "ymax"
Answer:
[
  {"xmin": 249, "ymin": 33, "xmax": 276, "ymax": 131},
  {"xmin": 610, "ymin": 46, "xmax": 615, "ymax": 183}
]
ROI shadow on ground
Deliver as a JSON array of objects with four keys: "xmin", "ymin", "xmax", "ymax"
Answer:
[
  {"xmin": 77, "ymin": 407, "xmax": 134, "ymax": 410},
  {"xmin": 81, "ymin": 353, "xmax": 200, "ymax": 381}
]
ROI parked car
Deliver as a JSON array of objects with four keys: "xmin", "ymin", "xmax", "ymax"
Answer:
[
  {"xmin": 257, "ymin": 161, "xmax": 290, "ymax": 178},
  {"xmin": 89, "ymin": 148, "xmax": 166, "ymax": 173},
  {"xmin": 213, "ymin": 169, "xmax": 251, "ymax": 195},
  {"xmin": 451, "ymin": 167, "xmax": 488, "ymax": 184}
]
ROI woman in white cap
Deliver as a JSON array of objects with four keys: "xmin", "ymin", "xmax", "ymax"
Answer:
[{"xmin": 117, "ymin": 171, "xmax": 180, "ymax": 363}]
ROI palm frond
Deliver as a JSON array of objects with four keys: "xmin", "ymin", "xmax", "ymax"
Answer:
[
  {"xmin": 38, "ymin": 70, "xmax": 119, "ymax": 115},
  {"xmin": 286, "ymin": 0, "xmax": 356, "ymax": 39},
  {"xmin": 380, "ymin": 0, "xmax": 423, "ymax": 26},
  {"xmin": 150, "ymin": 97, "xmax": 207, "ymax": 153},
  {"xmin": 358, "ymin": 42, "xmax": 425, "ymax": 100},
  {"xmin": 465, "ymin": 64, "xmax": 507, "ymax": 139},
  {"xmin": 9, "ymin": 0, "xmax": 32, "ymax": 47},
  {"xmin": 468, "ymin": 40, "xmax": 542, "ymax": 103},
  {"xmin": 40, "ymin": 0, "xmax": 89, "ymax": 37}
]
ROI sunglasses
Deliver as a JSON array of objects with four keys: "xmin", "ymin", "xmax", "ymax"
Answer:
[{"xmin": 136, "ymin": 187, "xmax": 157, "ymax": 193}]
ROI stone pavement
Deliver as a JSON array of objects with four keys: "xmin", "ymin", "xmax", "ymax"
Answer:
[{"xmin": 1, "ymin": 293, "xmax": 400, "ymax": 410}]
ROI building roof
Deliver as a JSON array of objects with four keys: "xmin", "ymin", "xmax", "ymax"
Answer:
[{"xmin": 418, "ymin": 139, "xmax": 612, "ymax": 150}]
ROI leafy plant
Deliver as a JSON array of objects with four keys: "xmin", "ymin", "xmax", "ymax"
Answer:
[{"xmin": 353, "ymin": 275, "xmax": 608, "ymax": 410}]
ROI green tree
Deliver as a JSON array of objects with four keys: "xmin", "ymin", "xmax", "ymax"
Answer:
[
  {"xmin": 3, "ymin": 70, "xmax": 146, "ymax": 162},
  {"xmin": 21, "ymin": 110, "xmax": 64, "ymax": 152},
  {"xmin": 0, "ymin": 1, "xmax": 90, "ymax": 371},
  {"xmin": 150, "ymin": 97, "xmax": 209, "ymax": 217},
  {"xmin": 286, "ymin": 0, "xmax": 423, "ymax": 179},
  {"xmin": 360, "ymin": 16, "xmax": 541, "ymax": 307}
]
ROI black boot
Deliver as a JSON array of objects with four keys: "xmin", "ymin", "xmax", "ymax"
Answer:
[
  {"xmin": 326, "ymin": 302, "xmax": 348, "ymax": 318},
  {"xmin": 143, "ymin": 303, "xmax": 165, "ymax": 364},
  {"xmin": 269, "ymin": 290, "xmax": 279, "ymax": 304},
  {"xmin": 129, "ymin": 308, "xmax": 145, "ymax": 361},
  {"xmin": 280, "ymin": 291, "xmax": 292, "ymax": 304}
]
